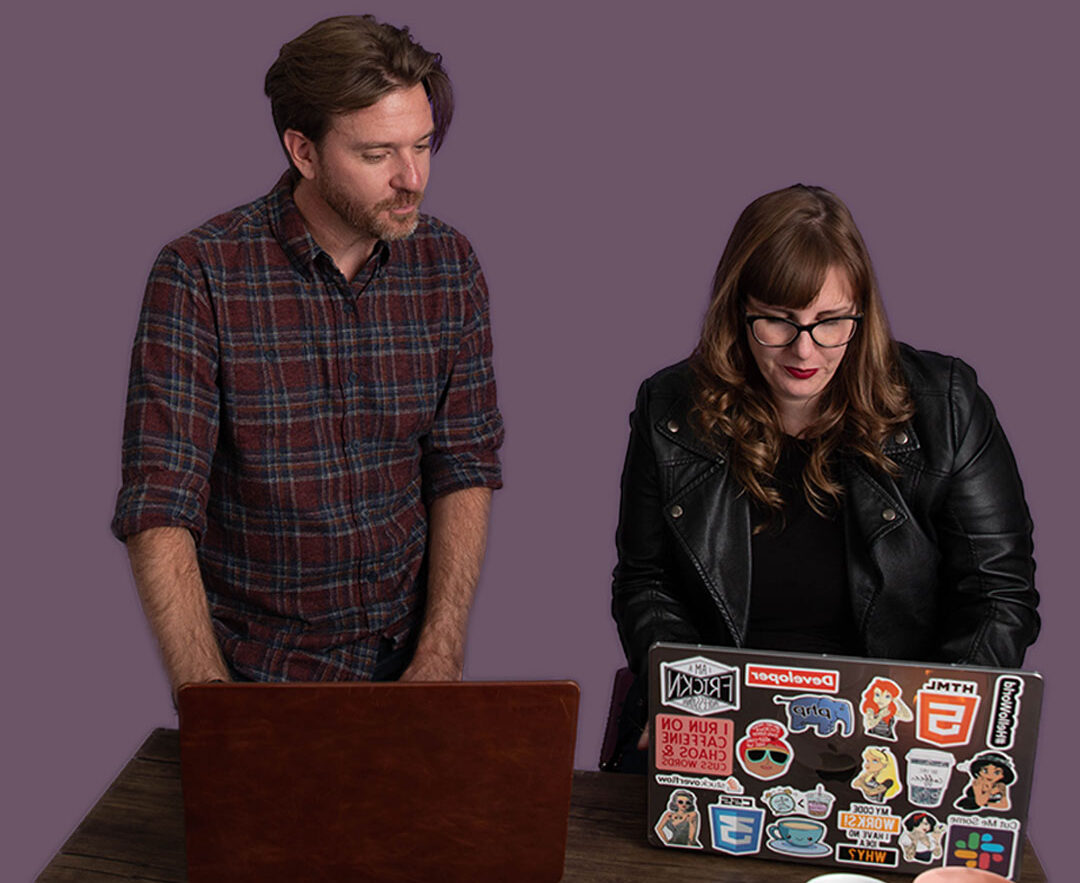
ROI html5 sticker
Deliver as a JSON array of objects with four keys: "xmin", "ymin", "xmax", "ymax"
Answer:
[
  {"xmin": 735, "ymin": 720, "xmax": 794, "ymax": 781},
  {"xmin": 915, "ymin": 678, "xmax": 981, "ymax": 747}
]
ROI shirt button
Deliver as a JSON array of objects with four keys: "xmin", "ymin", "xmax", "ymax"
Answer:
[
  {"xmin": 349, "ymin": 371, "xmax": 359, "ymax": 384},
  {"xmin": 670, "ymin": 504, "xmax": 684, "ymax": 519},
  {"xmin": 349, "ymin": 439, "xmax": 362, "ymax": 452},
  {"xmin": 343, "ymin": 302, "xmax": 355, "ymax": 313},
  {"xmin": 893, "ymin": 430, "xmax": 909, "ymax": 445},
  {"xmin": 666, "ymin": 419, "xmax": 680, "ymax": 433},
  {"xmin": 881, "ymin": 508, "xmax": 898, "ymax": 522}
]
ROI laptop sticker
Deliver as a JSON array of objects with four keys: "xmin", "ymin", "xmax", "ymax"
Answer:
[
  {"xmin": 837, "ymin": 801, "xmax": 902, "ymax": 867},
  {"xmin": 773, "ymin": 693, "xmax": 855, "ymax": 737},
  {"xmin": 707, "ymin": 795, "xmax": 765, "ymax": 855},
  {"xmin": 660, "ymin": 656, "xmax": 739, "ymax": 715},
  {"xmin": 735, "ymin": 720, "xmax": 794, "ymax": 781},
  {"xmin": 945, "ymin": 814, "xmax": 1020, "ymax": 878},
  {"xmin": 745, "ymin": 662, "xmax": 840, "ymax": 694},
  {"xmin": 654, "ymin": 713, "xmax": 734, "ymax": 775},
  {"xmin": 987, "ymin": 675, "xmax": 1025, "ymax": 751},
  {"xmin": 762, "ymin": 783, "xmax": 836, "ymax": 819},
  {"xmin": 915, "ymin": 677, "xmax": 982, "ymax": 747},
  {"xmin": 765, "ymin": 816, "xmax": 832, "ymax": 858},
  {"xmin": 655, "ymin": 772, "xmax": 743, "ymax": 794},
  {"xmin": 905, "ymin": 747, "xmax": 957, "ymax": 807},
  {"xmin": 953, "ymin": 750, "xmax": 1017, "ymax": 813},
  {"xmin": 859, "ymin": 677, "xmax": 913, "ymax": 741},
  {"xmin": 897, "ymin": 810, "xmax": 947, "ymax": 864},
  {"xmin": 653, "ymin": 789, "xmax": 703, "ymax": 849},
  {"xmin": 851, "ymin": 746, "xmax": 903, "ymax": 803}
]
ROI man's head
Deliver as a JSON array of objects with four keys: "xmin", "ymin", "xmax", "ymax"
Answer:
[
  {"xmin": 265, "ymin": 17, "xmax": 453, "ymax": 245},
  {"xmin": 264, "ymin": 15, "xmax": 452, "ymax": 157}
]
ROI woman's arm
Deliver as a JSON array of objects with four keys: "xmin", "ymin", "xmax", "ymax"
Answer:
[
  {"xmin": 612, "ymin": 380, "xmax": 704, "ymax": 680},
  {"xmin": 933, "ymin": 358, "xmax": 1039, "ymax": 666}
]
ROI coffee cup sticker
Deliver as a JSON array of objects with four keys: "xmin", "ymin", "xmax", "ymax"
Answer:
[
  {"xmin": 905, "ymin": 747, "xmax": 956, "ymax": 808},
  {"xmin": 762, "ymin": 783, "xmax": 836, "ymax": 819},
  {"xmin": 765, "ymin": 817, "xmax": 832, "ymax": 858}
]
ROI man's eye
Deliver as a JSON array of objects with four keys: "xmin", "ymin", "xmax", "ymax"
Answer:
[
  {"xmin": 363, "ymin": 153, "xmax": 389, "ymax": 163},
  {"xmin": 415, "ymin": 143, "xmax": 431, "ymax": 153}
]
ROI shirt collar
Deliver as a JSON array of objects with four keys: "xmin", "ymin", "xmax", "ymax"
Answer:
[{"xmin": 267, "ymin": 169, "xmax": 391, "ymax": 279}]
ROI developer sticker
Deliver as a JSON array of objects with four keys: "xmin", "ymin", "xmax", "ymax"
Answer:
[
  {"xmin": 774, "ymin": 693, "xmax": 854, "ymax": 737},
  {"xmin": 915, "ymin": 678, "xmax": 981, "ymax": 747},
  {"xmin": 655, "ymin": 714, "xmax": 734, "ymax": 775},
  {"xmin": 660, "ymin": 656, "xmax": 740, "ymax": 716},
  {"xmin": 836, "ymin": 804, "xmax": 901, "ymax": 869},
  {"xmin": 945, "ymin": 815, "xmax": 1019, "ymax": 878},
  {"xmin": 745, "ymin": 663, "xmax": 839, "ymax": 694},
  {"xmin": 986, "ymin": 675, "xmax": 1024, "ymax": 751},
  {"xmin": 708, "ymin": 795, "xmax": 765, "ymax": 856}
]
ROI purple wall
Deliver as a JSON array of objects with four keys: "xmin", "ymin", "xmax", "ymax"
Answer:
[{"xmin": 7, "ymin": 2, "xmax": 1075, "ymax": 879}]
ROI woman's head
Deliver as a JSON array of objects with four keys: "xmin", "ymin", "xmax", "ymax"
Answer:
[
  {"xmin": 691, "ymin": 185, "xmax": 913, "ymax": 518},
  {"xmin": 699, "ymin": 184, "xmax": 894, "ymax": 426}
]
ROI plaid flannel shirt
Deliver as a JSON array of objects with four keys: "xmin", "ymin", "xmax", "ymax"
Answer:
[{"xmin": 112, "ymin": 172, "xmax": 503, "ymax": 680}]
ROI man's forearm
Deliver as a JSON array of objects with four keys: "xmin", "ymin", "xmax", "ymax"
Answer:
[
  {"xmin": 401, "ymin": 486, "xmax": 493, "ymax": 681},
  {"xmin": 126, "ymin": 526, "xmax": 231, "ymax": 696}
]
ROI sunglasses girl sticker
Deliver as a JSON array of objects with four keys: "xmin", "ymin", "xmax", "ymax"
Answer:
[
  {"xmin": 654, "ymin": 789, "xmax": 703, "ymax": 848},
  {"xmin": 851, "ymin": 746, "xmax": 902, "ymax": 803},
  {"xmin": 735, "ymin": 720, "xmax": 794, "ymax": 781},
  {"xmin": 954, "ymin": 751, "xmax": 1016, "ymax": 813},
  {"xmin": 860, "ymin": 677, "xmax": 913, "ymax": 741}
]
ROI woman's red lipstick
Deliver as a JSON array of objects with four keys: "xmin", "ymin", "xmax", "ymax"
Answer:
[{"xmin": 784, "ymin": 367, "xmax": 818, "ymax": 379}]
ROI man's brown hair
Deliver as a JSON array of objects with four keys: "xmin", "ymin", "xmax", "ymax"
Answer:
[{"xmin": 264, "ymin": 15, "xmax": 453, "ymax": 159}]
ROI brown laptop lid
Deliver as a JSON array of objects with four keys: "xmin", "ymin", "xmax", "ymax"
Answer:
[{"xmin": 179, "ymin": 681, "xmax": 579, "ymax": 882}]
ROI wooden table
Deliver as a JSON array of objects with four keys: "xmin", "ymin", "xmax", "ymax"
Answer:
[{"xmin": 39, "ymin": 729, "xmax": 1046, "ymax": 882}]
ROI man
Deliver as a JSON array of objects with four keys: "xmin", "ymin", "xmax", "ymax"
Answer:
[{"xmin": 112, "ymin": 15, "xmax": 503, "ymax": 695}]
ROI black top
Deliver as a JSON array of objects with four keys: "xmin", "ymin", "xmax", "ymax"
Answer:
[{"xmin": 746, "ymin": 438, "xmax": 859, "ymax": 655}]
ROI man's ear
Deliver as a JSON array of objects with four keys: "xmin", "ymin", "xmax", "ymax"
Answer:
[{"xmin": 283, "ymin": 129, "xmax": 317, "ymax": 180}]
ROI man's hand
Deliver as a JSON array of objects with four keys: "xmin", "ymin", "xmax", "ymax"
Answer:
[
  {"xmin": 397, "ymin": 487, "xmax": 492, "ymax": 682},
  {"xmin": 398, "ymin": 649, "xmax": 463, "ymax": 682},
  {"xmin": 126, "ymin": 526, "xmax": 231, "ymax": 700}
]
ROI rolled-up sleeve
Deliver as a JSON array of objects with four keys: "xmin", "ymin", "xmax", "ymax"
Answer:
[
  {"xmin": 419, "ymin": 251, "xmax": 503, "ymax": 502},
  {"xmin": 111, "ymin": 246, "xmax": 220, "ymax": 542}
]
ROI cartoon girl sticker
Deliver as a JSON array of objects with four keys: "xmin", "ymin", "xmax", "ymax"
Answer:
[
  {"xmin": 954, "ymin": 751, "xmax": 1016, "ymax": 812},
  {"xmin": 654, "ymin": 789, "xmax": 702, "ymax": 848},
  {"xmin": 859, "ymin": 677, "xmax": 913, "ymax": 741},
  {"xmin": 735, "ymin": 720, "xmax": 794, "ymax": 781},
  {"xmin": 898, "ymin": 811, "xmax": 946, "ymax": 863},
  {"xmin": 851, "ymin": 746, "xmax": 902, "ymax": 803}
]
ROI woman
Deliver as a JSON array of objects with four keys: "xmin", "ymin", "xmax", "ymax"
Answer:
[
  {"xmin": 899, "ymin": 812, "xmax": 945, "ymax": 863},
  {"xmin": 852, "ymin": 746, "xmax": 902, "ymax": 803},
  {"xmin": 860, "ymin": 677, "xmax": 913, "ymax": 740},
  {"xmin": 610, "ymin": 185, "xmax": 1038, "ymax": 760},
  {"xmin": 654, "ymin": 789, "xmax": 701, "ymax": 847}
]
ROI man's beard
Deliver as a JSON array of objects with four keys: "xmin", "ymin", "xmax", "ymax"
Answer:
[{"xmin": 318, "ymin": 174, "xmax": 423, "ymax": 242}]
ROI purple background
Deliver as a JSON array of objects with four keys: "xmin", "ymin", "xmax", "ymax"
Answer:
[{"xmin": 6, "ymin": 2, "xmax": 1076, "ymax": 879}]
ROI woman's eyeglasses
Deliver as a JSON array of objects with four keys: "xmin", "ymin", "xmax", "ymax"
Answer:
[{"xmin": 746, "ymin": 314, "xmax": 862, "ymax": 348}]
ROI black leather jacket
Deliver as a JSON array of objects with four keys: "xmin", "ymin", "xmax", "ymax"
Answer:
[{"xmin": 612, "ymin": 345, "xmax": 1039, "ymax": 680}]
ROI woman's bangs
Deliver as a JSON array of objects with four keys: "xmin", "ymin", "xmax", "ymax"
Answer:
[{"xmin": 739, "ymin": 231, "xmax": 832, "ymax": 310}]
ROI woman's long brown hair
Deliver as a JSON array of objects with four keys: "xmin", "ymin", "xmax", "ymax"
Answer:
[{"xmin": 691, "ymin": 185, "xmax": 913, "ymax": 523}]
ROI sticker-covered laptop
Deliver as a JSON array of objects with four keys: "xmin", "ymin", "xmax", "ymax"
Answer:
[{"xmin": 647, "ymin": 642, "xmax": 1041, "ymax": 880}]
